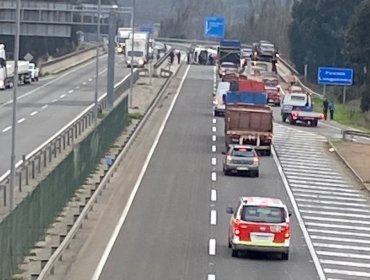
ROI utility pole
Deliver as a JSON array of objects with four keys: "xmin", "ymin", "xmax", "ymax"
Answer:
[
  {"xmin": 94, "ymin": 0, "xmax": 101, "ymax": 125},
  {"xmin": 129, "ymin": 0, "xmax": 135, "ymax": 108},
  {"xmin": 9, "ymin": 0, "xmax": 21, "ymax": 211},
  {"xmin": 106, "ymin": 8, "xmax": 116, "ymax": 109}
]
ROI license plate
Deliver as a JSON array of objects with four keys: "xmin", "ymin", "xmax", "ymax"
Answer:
[{"xmin": 237, "ymin": 167, "xmax": 249, "ymax": 170}]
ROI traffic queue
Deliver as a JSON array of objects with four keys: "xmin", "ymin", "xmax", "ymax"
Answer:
[{"xmin": 213, "ymin": 39, "xmax": 293, "ymax": 260}]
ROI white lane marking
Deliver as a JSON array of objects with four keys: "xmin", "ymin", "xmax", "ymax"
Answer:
[
  {"xmin": 304, "ymin": 215, "xmax": 370, "ymax": 225},
  {"xmin": 212, "ymin": 145, "xmax": 216, "ymax": 153},
  {"xmin": 292, "ymin": 184, "xmax": 360, "ymax": 193},
  {"xmin": 76, "ymin": 86, "xmax": 80, "ymax": 89},
  {"xmin": 209, "ymin": 239, "xmax": 216, "ymax": 255},
  {"xmin": 211, "ymin": 189, "xmax": 217, "ymax": 202},
  {"xmin": 272, "ymin": 147, "xmax": 326, "ymax": 280},
  {"xmin": 319, "ymin": 121, "xmax": 342, "ymax": 131},
  {"xmin": 211, "ymin": 157, "xmax": 216, "ymax": 166},
  {"xmin": 321, "ymin": 259, "xmax": 370, "ymax": 269},
  {"xmin": 294, "ymin": 193, "xmax": 366, "ymax": 202},
  {"xmin": 299, "ymin": 204, "xmax": 370, "ymax": 213},
  {"xmin": 282, "ymin": 164, "xmax": 335, "ymax": 172},
  {"xmin": 279, "ymin": 155, "xmax": 329, "ymax": 162},
  {"xmin": 285, "ymin": 170, "xmax": 340, "ymax": 176},
  {"xmin": 211, "ymin": 172, "xmax": 216, "ymax": 182},
  {"xmin": 296, "ymin": 198, "xmax": 369, "ymax": 208},
  {"xmin": 301, "ymin": 209, "xmax": 369, "ymax": 219},
  {"xmin": 311, "ymin": 235, "xmax": 370, "ymax": 245},
  {"xmin": 82, "ymin": 82, "xmax": 87, "ymax": 85},
  {"xmin": 60, "ymin": 94, "xmax": 66, "ymax": 99},
  {"xmin": 292, "ymin": 188, "xmax": 362, "ymax": 198},
  {"xmin": 306, "ymin": 222, "xmax": 370, "ymax": 232},
  {"xmin": 0, "ymin": 57, "xmax": 107, "ymax": 109},
  {"xmin": 41, "ymin": 104, "xmax": 48, "ymax": 109},
  {"xmin": 91, "ymin": 65, "xmax": 191, "ymax": 280},
  {"xmin": 317, "ymin": 250, "xmax": 370, "ymax": 260},
  {"xmin": 288, "ymin": 175, "xmax": 346, "ymax": 184},
  {"xmin": 210, "ymin": 210, "xmax": 217, "ymax": 225},
  {"xmin": 212, "ymin": 118, "xmax": 216, "ymax": 124},
  {"xmin": 212, "ymin": 126, "xmax": 216, "ymax": 132},
  {"xmin": 308, "ymin": 228, "xmax": 370, "ymax": 238},
  {"xmin": 30, "ymin": 111, "xmax": 38, "ymax": 116},
  {"xmin": 208, "ymin": 275, "xmax": 216, "ymax": 280},
  {"xmin": 212, "ymin": 135, "xmax": 216, "ymax": 142},
  {"xmin": 17, "ymin": 118, "xmax": 26, "ymax": 124},
  {"xmin": 51, "ymin": 99, "xmax": 58, "ymax": 103},
  {"xmin": 281, "ymin": 161, "xmax": 330, "ymax": 169},
  {"xmin": 68, "ymin": 89, "xmax": 74, "ymax": 94},
  {"xmin": 88, "ymin": 78, "xmax": 93, "ymax": 82},
  {"xmin": 2, "ymin": 126, "xmax": 11, "ymax": 132},
  {"xmin": 324, "ymin": 268, "xmax": 370, "ymax": 278}
]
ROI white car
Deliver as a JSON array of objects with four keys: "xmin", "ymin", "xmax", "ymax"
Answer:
[{"xmin": 28, "ymin": 63, "xmax": 39, "ymax": 81}]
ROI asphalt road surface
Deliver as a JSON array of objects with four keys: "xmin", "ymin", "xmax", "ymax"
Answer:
[
  {"xmin": 0, "ymin": 54, "xmax": 129, "ymax": 175},
  {"xmin": 96, "ymin": 65, "xmax": 319, "ymax": 280}
]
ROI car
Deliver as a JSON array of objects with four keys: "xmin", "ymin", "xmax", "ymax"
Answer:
[
  {"xmin": 227, "ymin": 196, "xmax": 291, "ymax": 260},
  {"xmin": 28, "ymin": 63, "xmax": 39, "ymax": 81},
  {"xmin": 213, "ymin": 81, "xmax": 230, "ymax": 116},
  {"xmin": 222, "ymin": 145, "xmax": 259, "ymax": 177},
  {"xmin": 218, "ymin": 62, "xmax": 239, "ymax": 78}
]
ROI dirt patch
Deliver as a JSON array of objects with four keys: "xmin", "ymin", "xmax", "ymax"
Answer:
[{"xmin": 331, "ymin": 140, "xmax": 370, "ymax": 188}]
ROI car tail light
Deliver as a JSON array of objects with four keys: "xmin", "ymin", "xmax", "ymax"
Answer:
[
  {"xmin": 292, "ymin": 111, "xmax": 299, "ymax": 117},
  {"xmin": 233, "ymin": 219, "xmax": 241, "ymax": 236},
  {"xmin": 283, "ymin": 224, "xmax": 290, "ymax": 239}
]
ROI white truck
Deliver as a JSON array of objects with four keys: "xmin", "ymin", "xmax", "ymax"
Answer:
[
  {"xmin": 125, "ymin": 32, "xmax": 150, "ymax": 68},
  {"xmin": 116, "ymin": 27, "xmax": 132, "ymax": 54},
  {"xmin": 0, "ymin": 44, "xmax": 36, "ymax": 90}
]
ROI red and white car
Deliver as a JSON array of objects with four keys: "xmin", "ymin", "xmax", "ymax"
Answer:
[{"xmin": 227, "ymin": 196, "xmax": 291, "ymax": 260}]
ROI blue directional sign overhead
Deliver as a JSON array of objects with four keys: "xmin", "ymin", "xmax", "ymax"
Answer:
[
  {"xmin": 204, "ymin": 17, "xmax": 225, "ymax": 39},
  {"xmin": 318, "ymin": 67, "xmax": 354, "ymax": 86},
  {"xmin": 139, "ymin": 26, "xmax": 154, "ymax": 35}
]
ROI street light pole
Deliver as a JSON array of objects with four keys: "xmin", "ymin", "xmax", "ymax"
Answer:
[
  {"xmin": 9, "ymin": 0, "xmax": 21, "ymax": 211},
  {"xmin": 94, "ymin": 0, "xmax": 101, "ymax": 125},
  {"xmin": 129, "ymin": 0, "xmax": 135, "ymax": 109}
]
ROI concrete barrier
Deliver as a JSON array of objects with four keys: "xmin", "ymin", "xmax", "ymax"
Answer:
[{"xmin": 40, "ymin": 46, "xmax": 106, "ymax": 76}]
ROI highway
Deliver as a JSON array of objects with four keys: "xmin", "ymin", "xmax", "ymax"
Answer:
[
  {"xmin": 94, "ymin": 65, "xmax": 319, "ymax": 280},
  {"xmin": 0, "ymin": 54, "xmax": 130, "ymax": 174}
]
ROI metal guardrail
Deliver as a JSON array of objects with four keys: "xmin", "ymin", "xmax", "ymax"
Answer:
[
  {"xmin": 153, "ymin": 47, "xmax": 174, "ymax": 70},
  {"xmin": 343, "ymin": 130, "xmax": 370, "ymax": 141},
  {"xmin": 36, "ymin": 56, "xmax": 184, "ymax": 280},
  {"xmin": 0, "ymin": 70, "xmax": 139, "ymax": 212}
]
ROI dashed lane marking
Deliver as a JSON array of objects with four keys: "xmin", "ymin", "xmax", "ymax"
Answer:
[
  {"xmin": 210, "ymin": 210, "xmax": 217, "ymax": 225},
  {"xmin": 17, "ymin": 118, "xmax": 26, "ymax": 124},
  {"xmin": 208, "ymin": 274, "xmax": 216, "ymax": 280},
  {"xmin": 212, "ymin": 126, "xmax": 216, "ymax": 132},
  {"xmin": 2, "ymin": 126, "xmax": 11, "ymax": 132},
  {"xmin": 68, "ymin": 89, "xmax": 74, "ymax": 94},
  {"xmin": 51, "ymin": 99, "xmax": 58, "ymax": 103},
  {"xmin": 212, "ymin": 145, "xmax": 216, "ymax": 153},
  {"xmin": 41, "ymin": 104, "xmax": 48, "ymax": 109},
  {"xmin": 211, "ymin": 172, "xmax": 216, "ymax": 182},
  {"xmin": 212, "ymin": 135, "xmax": 216, "ymax": 142},
  {"xmin": 209, "ymin": 239, "xmax": 216, "ymax": 255},
  {"xmin": 60, "ymin": 94, "xmax": 66, "ymax": 99},
  {"xmin": 30, "ymin": 111, "xmax": 38, "ymax": 116},
  {"xmin": 211, "ymin": 189, "xmax": 217, "ymax": 202},
  {"xmin": 212, "ymin": 118, "xmax": 216, "ymax": 124},
  {"xmin": 211, "ymin": 158, "xmax": 216, "ymax": 166}
]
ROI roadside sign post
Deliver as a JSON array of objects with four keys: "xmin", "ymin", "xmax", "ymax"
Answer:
[
  {"xmin": 318, "ymin": 67, "xmax": 353, "ymax": 99},
  {"xmin": 304, "ymin": 64, "xmax": 308, "ymax": 82},
  {"xmin": 343, "ymin": 86, "xmax": 347, "ymax": 104},
  {"xmin": 204, "ymin": 17, "xmax": 225, "ymax": 39}
]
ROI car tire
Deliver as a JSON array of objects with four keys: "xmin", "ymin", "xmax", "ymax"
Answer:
[
  {"xmin": 282, "ymin": 252, "xmax": 289, "ymax": 260},
  {"xmin": 232, "ymin": 249, "xmax": 239, "ymax": 258},
  {"xmin": 223, "ymin": 169, "xmax": 229, "ymax": 176},
  {"xmin": 254, "ymin": 171, "xmax": 259, "ymax": 177},
  {"xmin": 282, "ymin": 116, "xmax": 286, "ymax": 123}
]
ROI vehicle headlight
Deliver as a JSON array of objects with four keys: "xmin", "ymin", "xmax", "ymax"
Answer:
[
  {"xmin": 276, "ymin": 53, "xmax": 280, "ymax": 58},
  {"xmin": 117, "ymin": 47, "xmax": 122, "ymax": 52},
  {"xmin": 138, "ymin": 59, "xmax": 144, "ymax": 65},
  {"xmin": 226, "ymin": 155, "xmax": 233, "ymax": 163}
]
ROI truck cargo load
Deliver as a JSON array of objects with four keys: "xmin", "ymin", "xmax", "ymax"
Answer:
[
  {"xmin": 224, "ymin": 104, "xmax": 273, "ymax": 155},
  {"xmin": 217, "ymin": 40, "xmax": 241, "ymax": 66},
  {"xmin": 225, "ymin": 91, "xmax": 267, "ymax": 105}
]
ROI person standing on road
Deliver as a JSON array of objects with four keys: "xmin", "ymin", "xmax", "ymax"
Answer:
[
  {"xmin": 177, "ymin": 51, "xmax": 181, "ymax": 64},
  {"xmin": 329, "ymin": 101, "xmax": 335, "ymax": 120},
  {"xmin": 323, "ymin": 99, "xmax": 329, "ymax": 120}
]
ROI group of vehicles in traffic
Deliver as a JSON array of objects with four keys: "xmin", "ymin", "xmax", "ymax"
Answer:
[{"xmin": 0, "ymin": 44, "xmax": 39, "ymax": 90}]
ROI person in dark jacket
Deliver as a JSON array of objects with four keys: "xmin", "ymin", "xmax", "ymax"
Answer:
[
  {"xmin": 177, "ymin": 51, "xmax": 181, "ymax": 64},
  {"xmin": 328, "ymin": 101, "xmax": 335, "ymax": 120},
  {"xmin": 169, "ymin": 51, "xmax": 175, "ymax": 64},
  {"xmin": 323, "ymin": 99, "xmax": 329, "ymax": 120}
]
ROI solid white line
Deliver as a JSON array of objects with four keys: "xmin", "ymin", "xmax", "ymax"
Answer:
[
  {"xmin": 317, "ymin": 250, "xmax": 370, "ymax": 260},
  {"xmin": 308, "ymin": 228, "xmax": 370, "ymax": 238},
  {"xmin": 282, "ymin": 164, "xmax": 334, "ymax": 172},
  {"xmin": 301, "ymin": 209, "xmax": 370, "ymax": 219},
  {"xmin": 291, "ymin": 180, "xmax": 357, "ymax": 188},
  {"xmin": 288, "ymin": 175, "xmax": 346, "ymax": 184},
  {"xmin": 321, "ymin": 259, "xmax": 370, "ymax": 269},
  {"xmin": 280, "ymin": 161, "xmax": 330, "ymax": 169},
  {"xmin": 60, "ymin": 94, "xmax": 66, "ymax": 98},
  {"xmin": 212, "ymin": 126, "xmax": 216, "ymax": 132},
  {"xmin": 319, "ymin": 121, "xmax": 342, "ymax": 131},
  {"xmin": 209, "ymin": 239, "xmax": 216, "ymax": 255},
  {"xmin": 284, "ymin": 170, "xmax": 340, "ymax": 176},
  {"xmin": 292, "ymin": 188, "xmax": 361, "ymax": 198},
  {"xmin": 295, "ymin": 193, "xmax": 366, "ymax": 202},
  {"xmin": 211, "ymin": 189, "xmax": 217, "ymax": 202},
  {"xmin": 314, "ymin": 242, "xmax": 370, "ymax": 252},
  {"xmin": 212, "ymin": 135, "xmax": 216, "ymax": 142},
  {"xmin": 30, "ymin": 111, "xmax": 38, "ymax": 116},
  {"xmin": 91, "ymin": 65, "xmax": 191, "ymax": 280},
  {"xmin": 304, "ymin": 215, "xmax": 370, "ymax": 225},
  {"xmin": 68, "ymin": 89, "xmax": 74, "ymax": 94},
  {"xmin": 211, "ymin": 157, "xmax": 216, "ymax": 166},
  {"xmin": 17, "ymin": 118, "xmax": 26, "ymax": 124},
  {"xmin": 296, "ymin": 198, "xmax": 369, "ymax": 208},
  {"xmin": 306, "ymin": 222, "xmax": 370, "ymax": 232},
  {"xmin": 291, "ymin": 184, "xmax": 359, "ymax": 193},
  {"xmin": 210, "ymin": 210, "xmax": 217, "ymax": 225},
  {"xmin": 41, "ymin": 104, "xmax": 48, "ymax": 109},
  {"xmin": 212, "ymin": 118, "xmax": 216, "ymax": 124},
  {"xmin": 299, "ymin": 203, "xmax": 370, "ymax": 213},
  {"xmin": 272, "ymin": 147, "xmax": 326, "ymax": 280},
  {"xmin": 2, "ymin": 126, "xmax": 11, "ymax": 132},
  {"xmin": 211, "ymin": 172, "xmax": 216, "ymax": 182},
  {"xmin": 324, "ymin": 268, "xmax": 370, "ymax": 278},
  {"xmin": 51, "ymin": 99, "xmax": 58, "ymax": 103},
  {"xmin": 312, "ymin": 235, "xmax": 370, "ymax": 245},
  {"xmin": 208, "ymin": 274, "xmax": 216, "ymax": 280},
  {"xmin": 212, "ymin": 145, "xmax": 216, "ymax": 153}
]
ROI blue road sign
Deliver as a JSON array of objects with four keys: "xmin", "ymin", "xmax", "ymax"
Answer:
[
  {"xmin": 318, "ymin": 67, "xmax": 354, "ymax": 86},
  {"xmin": 139, "ymin": 26, "xmax": 154, "ymax": 35},
  {"xmin": 204, "ymin": 17, "xmax": 225, "ymax": 39}
]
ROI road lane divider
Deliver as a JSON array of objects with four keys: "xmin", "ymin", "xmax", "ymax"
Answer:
[
  {"xmin": 51, "ymin": 99, "xmax": 58, "ymax": 103},
  {"xmin": 41, "ymin": 105, "xmax": 48, "ymax": 110},
  {"xmin": 2, "ymin": 126, "xmax": 11, "ymax": 132},
  {"xmin": 211, "ymin": 158, "xmax": 216, "ymax": 166},
  {"xmin": 212, "ymin": 118, "xmax": 216, "ymax": 124},
  {"xmin": 211, "ymin": 172, "xmax": 216, "ymax": 182},
  {"xmin": 210, "ymin": 210, "xmax": 217, "ymax": 225},
  {"xmin": 68, "ymin": 89, "xmax": 74, "ymax": 94},
  {"xmin": 17, "ymin": 118, "xmax": 26, "ymax": 124},
  {"xmin": 208, "ymin": 274, "xmax": 215, "ymax": 280},
  {"xmin": 30, "ymin": 111, "xmax": 38, "ymax": 116},
  {"xmin": 212, "ymin": 145, "xmax": 216, "ymax": 153},
  {"xmin": 212, "ymin": 135, "xmax": 216, "ymax": 142},
  {"xmin": 212, "ymin": 126, "xmax": 216, "ymax": 132},
  {"xmin": 211, "ymin": 189, "xmax": 217, "ymax": 202},
  {"xmin": 209, "ymin": 239, "xmax": 216, "ymax": 256},
  {"xmin": 60, "ymin": 94, "xmax": 66, "ymax": 99}
]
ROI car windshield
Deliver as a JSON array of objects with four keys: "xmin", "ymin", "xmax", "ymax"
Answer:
[
  {"xmin": 241, "ymin": 206, "xmax": 285, "ymax": 223},
  {"xmin": 291, "ymin": 96, "xmax": 306, "ymax": 101},
  {"xmin": 222, "ymin": 63, "xmax": 237, "ymax": 68},
  {"xmin": 127, "ymin": 51, "xmax": 144, "ymax": 57},
  {"xmin": 231, "ymin": 147, "xmax": 254, "ymax": 157}
]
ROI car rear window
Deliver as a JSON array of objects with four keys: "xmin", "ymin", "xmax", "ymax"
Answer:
[
  {"xmin": 241, "ymin": 206, "xmax": 285, "ymax": 223},
  {"xmin": 231, "ymin": 148, "xmax": 255, "ymax": 157}
]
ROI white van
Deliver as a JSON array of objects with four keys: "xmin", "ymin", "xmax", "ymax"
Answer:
[{"xmin": 213, "ymin": 82, "xmax": 230, "ymax": 116}]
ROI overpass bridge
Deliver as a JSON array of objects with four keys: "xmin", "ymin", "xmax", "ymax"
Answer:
[{"xmin": 0, "ymin": 0, "xmax": 133, "ymax": 37}]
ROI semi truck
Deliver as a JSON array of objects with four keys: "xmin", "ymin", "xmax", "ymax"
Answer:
[
  {"xmin": 116, "ymin": 28, "xmax": 132, "ymax": 54},
  {"xmin": 217, "ymin": 40, "xmax": 241, "ymax": 67},
  {"xmin": 0, "ymin": 44, "xmax": 34, "ymax": 90}
]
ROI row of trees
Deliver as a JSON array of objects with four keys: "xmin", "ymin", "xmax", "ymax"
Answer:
[{"xmin": 289, "ymin": 0, "xmax": 370, "ymax": 111}]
